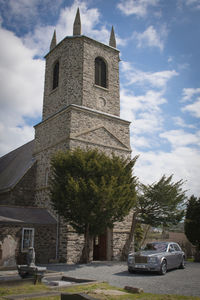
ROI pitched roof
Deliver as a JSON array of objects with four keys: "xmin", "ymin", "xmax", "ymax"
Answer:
[
  {"xmin": 0, "ymin": 206, "xmax": 57, "ymax": 224},
  {"xmin": 0, "ymin": 140, "xmax": 35, "ymax": 192}
]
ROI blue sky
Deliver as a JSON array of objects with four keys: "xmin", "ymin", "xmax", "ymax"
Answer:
[{"xmin": 0, "ymin": 0, "xmax": 200, "ymax": 197}]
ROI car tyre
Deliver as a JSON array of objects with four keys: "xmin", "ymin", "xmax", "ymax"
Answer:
[
  {"xmin": 159, "ymin": 260, "xmax": 167, "ymax": 275},
  {"xmin": 128, "ymin": 267, "xmax": 135, "ymax": 274},
  {"xmin": 179, "ymin": 257, "xmax": 185, "ymax": 269}
]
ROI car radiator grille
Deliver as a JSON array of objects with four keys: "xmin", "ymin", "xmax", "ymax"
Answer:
[{"xmin": 135, "ymin": 256, "xmax": 147, "ymax": 263}]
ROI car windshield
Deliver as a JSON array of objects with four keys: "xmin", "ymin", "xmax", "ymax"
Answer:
[{"xmin": 143, "ymin": 243, "xmax": 167, "ymax": 252}]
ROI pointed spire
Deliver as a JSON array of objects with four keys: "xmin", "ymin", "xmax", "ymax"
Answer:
[
  {"xmin": 73, "ymin": 8, "xmax": 81, "ymax": 36},
  {"xmin": 50, "ymin": 30, "xmax": 57, "ymax": 51},
  {"xmin": 109, "ymin": 26, "xmax": 116, "ymax": 48}
]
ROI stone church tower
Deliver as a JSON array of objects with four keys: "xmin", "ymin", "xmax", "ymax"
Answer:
[{"xmin": 33, "ymin": 9, "xmax": 132, "ymax": 262}]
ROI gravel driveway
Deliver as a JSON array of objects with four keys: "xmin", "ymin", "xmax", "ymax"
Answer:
[{"xmin": 46, "ymin": 261, "xmax": 200, "ymax": 297}]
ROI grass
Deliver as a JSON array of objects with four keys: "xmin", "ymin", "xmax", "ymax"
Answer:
[
  {"xmin": 187, "ymin": 257, "xmax": 195, "ymax": 262},
  {"xmin": 0, "ymin": 281, "xmax": 49, "ymax": 297},
  {"xmin": 0, "ymin": 282, "xmax": 200, "ymax": 300}
]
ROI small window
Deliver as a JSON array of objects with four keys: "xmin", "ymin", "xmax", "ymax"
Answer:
[
  {"xmin": 53, "ymin": 61, "xmax": 59, "ymax": 89},
  {"xmin": 21, "ymin": 228, "xmax": 34, "ymax": 252},
  {"xmin": 95, "ymin": 57, "xmax": 107, "ymax": 88}
]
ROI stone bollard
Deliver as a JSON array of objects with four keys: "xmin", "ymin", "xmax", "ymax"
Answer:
[
  {"xmin": 61, "ymin": 293, "xmax": 96, "ymax": 299},
  {"xmin": 124, "ymin": 286, "xmax": 144, "ymax": 294}
]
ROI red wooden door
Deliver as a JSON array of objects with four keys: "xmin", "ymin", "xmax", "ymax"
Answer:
[{"xmin": 93, "ymin": 233, "xmax": 107, "ymax": 260}]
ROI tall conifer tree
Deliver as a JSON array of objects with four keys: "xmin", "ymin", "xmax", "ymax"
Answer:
[{"xmin": 185, "ymin": 195, "xmax": 200, "ymax": 261}]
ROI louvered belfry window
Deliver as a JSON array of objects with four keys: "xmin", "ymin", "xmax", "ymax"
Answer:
[
  {"xmin": 95, "ymin": 57, "xmax": 107, "ymax": 88},
  {"xmin": 53, "ymin": 61, "xmax": 59, "ymax": 89}
]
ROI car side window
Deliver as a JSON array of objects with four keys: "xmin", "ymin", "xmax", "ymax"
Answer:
[
  {"xmin": 173, "ymin": 244, "xmax": 180, "ymax": 251},
  {"xmin": 169, "ymin": 244, "xmax": 175, "ymax": 252}
]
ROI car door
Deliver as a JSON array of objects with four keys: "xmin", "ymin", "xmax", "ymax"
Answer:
[
  {"xmin": 173, "ymin": 243, "xmax": 183, "ymax": 267},
  {"xmin": 166, "ymin": 244, "xmax": 176, "ymax": 269}
]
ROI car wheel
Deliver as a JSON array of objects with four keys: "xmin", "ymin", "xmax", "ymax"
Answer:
[
  {"xmin": 159, "ymin": 260, "xmax": 167, "ymax": 275},
  {"xmin": 179, "ymin": 257, "xmax": 185, "ymax": 269},
  {"xmin": 128, "ymin": 267, "xmax": 135, "ymax": 274}
]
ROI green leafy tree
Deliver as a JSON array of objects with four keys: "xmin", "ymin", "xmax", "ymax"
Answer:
[
  {"xmin": 50, "ymin": 148, "xmax": 138, "ymax": 263},
  {"xmin": 138, "ymin": 175, "xmax": 186, "ymax": 227},
  {"xmin": 122, "ymin": 175, "xmax": 186, "ymax": 259},
  {"xmin": 185, "ymin": 195, "xmax": 200, "ymax": 261}
]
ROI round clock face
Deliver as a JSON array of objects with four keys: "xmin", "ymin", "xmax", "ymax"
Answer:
[{"xmin": 98, "ymin": 97, "xmax": 106, "ymax": 108}]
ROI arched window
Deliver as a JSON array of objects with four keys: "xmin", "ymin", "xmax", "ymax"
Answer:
[
  {"xmin": 95, "ymin": 57, "xmax": 107, "ymax": 88},
  {"xmin": 53, "ymin": 61, "xmax": 59, "ymax": 89}
]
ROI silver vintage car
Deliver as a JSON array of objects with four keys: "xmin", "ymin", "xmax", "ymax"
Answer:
[{"xmin": 128, "ymin": 241, "xmax": 185, "ymax": 275}]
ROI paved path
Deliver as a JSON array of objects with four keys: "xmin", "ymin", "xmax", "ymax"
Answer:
[{"xmin": 45, "ymin": 261, "xmax": 200, "ymax": 297}]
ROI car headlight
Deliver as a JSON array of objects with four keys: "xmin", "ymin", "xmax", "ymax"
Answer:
[
  {"xmin": 128, "ymin": 255, "xmax": 134, "ymax": 263},
  {"xmin": 148, "ymin": 257, "xmax": 157, "ymax": 263}
]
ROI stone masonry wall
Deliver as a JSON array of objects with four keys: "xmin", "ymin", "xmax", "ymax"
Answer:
[
  {"xmin": 66, "ymin": 229, "xmax": 85, "ymax": 264},
  {"xmin": 69, "ymin": 105, "xmax": 131, "ymax": 156},
  {"xmin": 34, "ymin": 108, "xmax": 71, "ymax": 208},
  {"xmin": 42, "ymin": 37, "xmax": 84, "ymax": 120},
  {"xmin": 34, "ymin": 109, "xmax": 71, "ymax": 155},
  {"xmin": 113, "ymin": 211, "xmax": 134, "ymax": 260},
  {"xmin": 82, "ymin": 37, "xmax": 120, "ymax": 116},
  {"xmin": 43, "ymin": 36, "xmax": 120, "ymax": 121}
]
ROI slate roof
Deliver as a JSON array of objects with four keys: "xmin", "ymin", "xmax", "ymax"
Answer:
[
  {"xmin": 0, "ymin": 140, "xmax": 35, "ymax": 192},
  {"xmin": 0, "ymin": 206, "xmax": 57, "ymax": 224}
]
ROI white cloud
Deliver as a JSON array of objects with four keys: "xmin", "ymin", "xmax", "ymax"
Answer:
[
  {"xmin": 0, "ymin": 26, "xmax": 44, "ymax": 156},
  {"xmin": 180, "ymin": 88, "xmax": 200, "ymax": 118},
  {"xmin": 160, "ymin": 130, "xmax": 200, "ymax": 148},
  {"xmin": 120, "ymin": 88, "xmax": 166, "ymax": 150},
  {"xmin": 133, "ymin": 146, "xmax": 200, "ymax": 197},
  {"xmin": 7, "ymin": 0, "xmax": 38, "ymax": 18},
  {"xmin": 120, "ymin": 88, "xmax": 166, "ymax": 117},
  {"xmin": 0, "ymin": 0, "xmax": 63, "ymax": 31},
  {"xmin": 23, "ymin": 1, "xmax": 100, "ymax": 55},
  {"xmin": 0, "ymin": 125, "xmax": 34, "ymax": 157},
  {"xmin": 178, "ymin": 0, "xmax": 200, "ymax": 10},
  {"xmin": 120, "ymin": 60, "xmax": 173, "ymax": 144},
  {"xmin": 22, "ymin": 1, "xmax": 126, "ymax": 57},
  {"xmin": 117, "ymin": 0, "xmax": 160, "ymax": 17},
  {"xmin": 121, "ymin": 61, "xmax": 178, "ymax": 89},
  {"xmin": 134, "ymin": 25, "xmax": 168, "ymax": 51},
  {"xmin": 168, "ymin": 56, "xmax": 173, "ymax": 63},
  {"xmin": 132, "ymin": 136, "xmax": 151, "ymax": 149},
  {"xmin": 182, "ymin": 98, "xmax": 200, "ymax": 118},
  {"xmin": 173, "ymin": 116, "xmax": 195, "ymax": 129},
  {"xmin": 181, "ymin": 87, "xmax": 200, "ymax": 102},
  {"xmin": 120, "ymin": 61, "xmax": 200, "ymax": 197},
  {"xmin": 185, "ymin": 0, "xmax": 200, "ymax": 9},
  {"xmin": 133, "ymin": 129, "xmax": 200, "ymax": 196},
  {"xmin": 134, "ymin": 112, "xmax": 164, "ymax": 134}
]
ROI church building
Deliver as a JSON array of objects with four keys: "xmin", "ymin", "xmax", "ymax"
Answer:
[{"xmin": 0, "ymin": 9, "xmax": 133, "ymax": 267}]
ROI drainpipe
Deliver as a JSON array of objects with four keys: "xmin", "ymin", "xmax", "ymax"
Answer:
[{"xmin": 55, "ymin": 214, "xmax": 59, "ymax": 261}]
